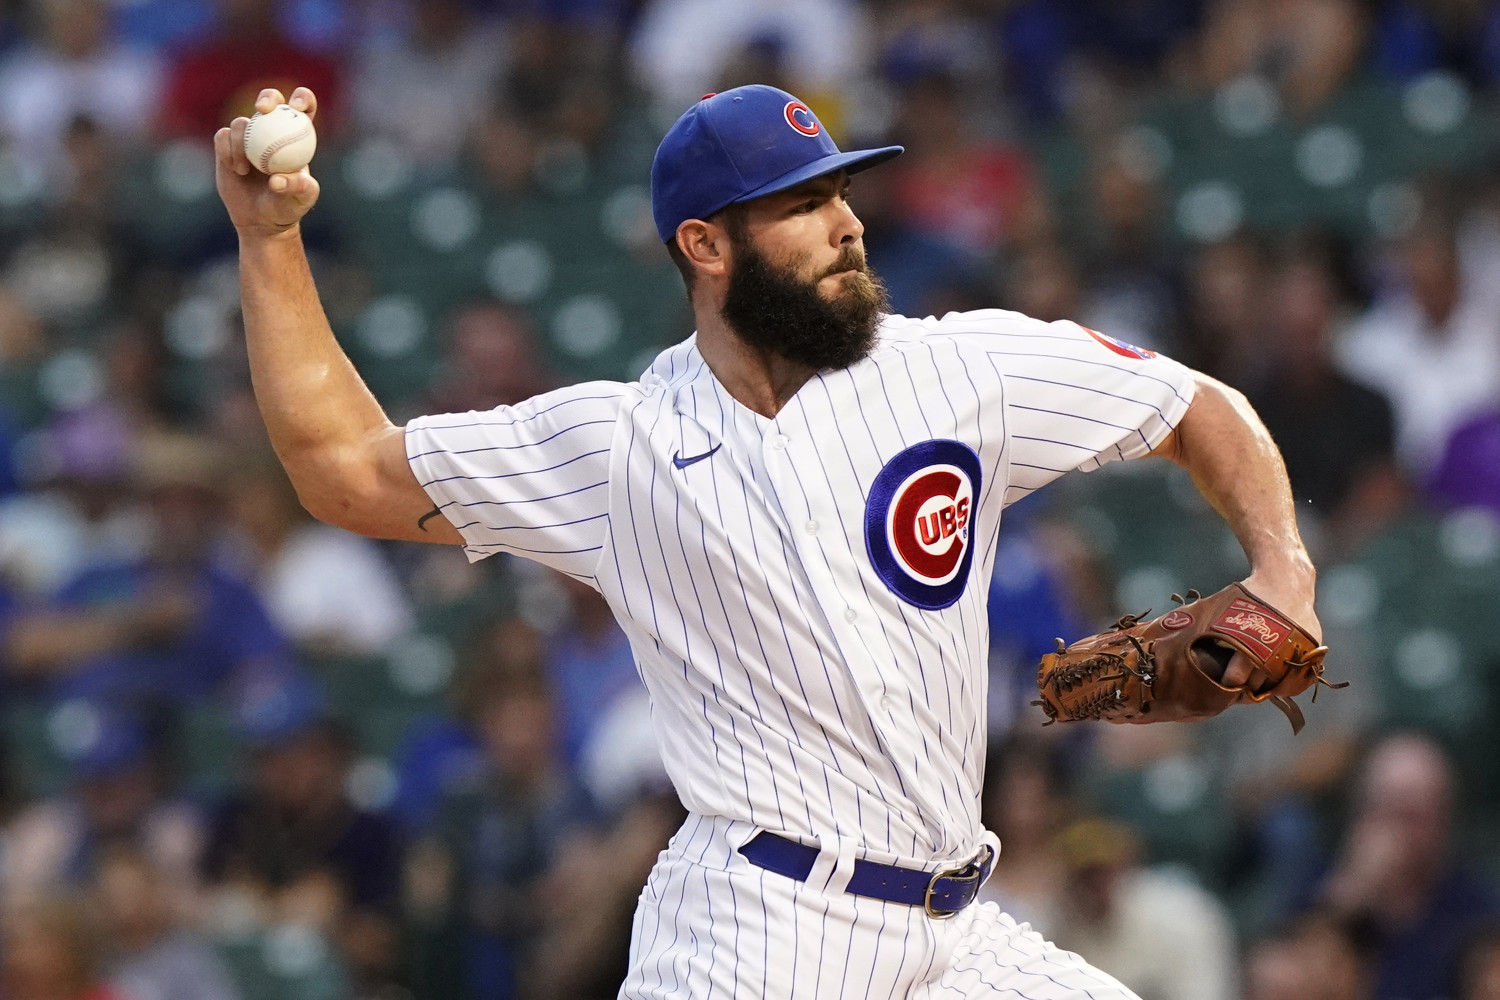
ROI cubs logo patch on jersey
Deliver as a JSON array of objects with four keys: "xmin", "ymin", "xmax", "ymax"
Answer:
[
  {"xmin": 1083, "ymin": 325, "xmax": 1157, "ymax": 360},
  {"xmin": 865, "ymin": 439, "xmax": 983, "ymax": 610}
]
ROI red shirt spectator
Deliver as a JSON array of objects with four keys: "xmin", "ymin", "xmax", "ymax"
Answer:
[
  {"xmin": 158, "ymin": 0, "xmax": 341, "ymax": 138},
  {"xmin": 886, "ymin": 73, "xmax": 1047, "ymax": 256}
]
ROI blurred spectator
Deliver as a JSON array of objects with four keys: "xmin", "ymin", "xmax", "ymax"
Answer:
[
  {"xmin": 1458, "ymin": 924, "xmax": 1500, "ymax": 1000},
  {"xmin": 1336, "ymin": 220, "xmax": 1500, "ymax": 475},
  {"xmin": 1046, "ymin": 816, "xmax": 1239, "ymax": 1000},
  {"xmin": 348, "ymin": 0, "xmax": 507, "ymax": 165},
  {"xmin": 887, "ymin": 70, "xmax": 1050, "ymax": 258},
  {"xmin": 0, "ymin": 0, "xmax": 161, "ymax": 174},
  {"xmin": 3, "ymin": 117, "xmax": 122, "ymax": 331},
  {"xmin": 629, "ymin": 0, "xmax": 869, "ymax": 111},
  {"xmin": 984, "ymin": 526, "xmax": 1090, "ymax": 737},
  {"xmin": 872, "ymin": 0, "xmax": 1003, "ymax": 98},
  {"xmin": 978, "ymin": 735, "xmax": 1073, "ymax": 932},
  {"xmin": 1248, "ymin": 247, "xmax": 1406, "ymax": 550},
  {"xmin": 1068, "ymin": 0, "xmax": 1206, "ymax": 81},
  {"xmin": 92, "ymin": 845, "xmax": 241, "ymax": 1000},
  {"xmin": 1206, "ymin": 644, "xmax": 1374, "ymax": 929},
  {"xmin": 1181, "ymin": 233, "xmax": 1271, "ymax": 388},
  {"xmin": 1075, "ymin": 149, "xmax": 1180, "ymax": 356},
  {"xmin": 576, "ymin": 684, "xmax": 668, "ymax": 816},
  {"xmin": 0, "ymin": 896, "xmax": 126, "ymax": 1000},
  {"xmin": 464, "ymin": 103, "xmax": 542, "ymax": 200},
  {"xmin": 203, "ymin": 671, "xmax": 402, "ymax": 914},
  {"xmin": 203, "ymin": 668, "xmax": 407, "ymax": 997},
  {"xmin": 3, "ymin": 431, "xmax": 290, "ymax": 708},
  {"xmin": 0, "ymin": 282, "xmax": 43, "ymax": 371},
  {"xmin": 996, "ymin": 0, "xmax": 1205, "ymax": 123},
  {"xmin": 520, "ymin": 790, "xmax": 686, "ymax": 1000},
  {"xmin": 1002, "ymin": 241, "xmax": 1084, "ymax": 322},
  {"xmin": 158, "ymin": 0, "xmax": 343, "ymax": 138},
  {"xmin": 542, "ymin": 572, "xmax": 640, "ymax": 769},
  {"xmin": 1243, "ymin": 910, "xmax": 1376, "ymax": 1000},
  {"xmin": 1, "ymin": 708, "xmax": 203, "ymax": 915},
  {"xmin": 0, "ymin": 405, "xmax": 147, "ymax": 597},
  {"xmin": 423, "ymin": 299, "xmax": 555, "ymax": 416},
  {"xmin": 1195, "ymin": 0, "xmax": 1366, "ymax": 114},
  {"xmin": 1369, "ymin": 0, "xmax": 1500, "ymax": 86},
  {"xmin": 228, "ymin": 461, "xmax": 414, "ymax": 657},
  {"xmin": 412, "ymin": 673, "xmax": 597, "ymax": 999},
  {"xmin": 1429, "ymin": 408, "xmax": 1500, "ymax": 513},
  {"xmin": 1307, "ymin": 731, "xmax": 1500, "ymax": 1000},
  {"xmin": 390, "ymin": 614, "xmax": 545, "ymax": 834}
]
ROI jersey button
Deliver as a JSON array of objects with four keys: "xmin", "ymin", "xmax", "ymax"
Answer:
[
  {"xmin": 804, "ymin": 519, "xmax": 819, "ymax": 535},
  {"xmin": 843, "ymin": 607, "xmax": 857, "ymax": 622},
  {"xmin": 770, "ymin": 434, "xmax": 789, "ymax": 451},
  {"xmin": 880, "ymin": 693, "xmax": 897, "ymax": 712}
]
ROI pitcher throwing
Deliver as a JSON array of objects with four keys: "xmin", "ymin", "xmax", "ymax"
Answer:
[{"xmin": 216, "ymin": 83, "xmax": 1323, "ymax": 998}]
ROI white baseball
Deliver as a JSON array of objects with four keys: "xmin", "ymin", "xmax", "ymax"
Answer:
[{"xmin": 243, "ymin": 104, "xmax": 317, "ymax": 175}]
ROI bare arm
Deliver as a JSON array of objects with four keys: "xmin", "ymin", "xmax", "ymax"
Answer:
[
  {"xmin": 1149, "ymin": 371, "xmax": 1321, "ymax": 684},
  {"xmin": 215, "ymin": 87, "xmax": 459, "ymax": 544}
]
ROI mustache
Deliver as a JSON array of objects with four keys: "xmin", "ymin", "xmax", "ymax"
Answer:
[{"xmin": 823, "ymin": 246, "xmax": 867, "ymax": 279}]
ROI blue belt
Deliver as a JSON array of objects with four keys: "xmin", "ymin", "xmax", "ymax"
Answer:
[{"xmin": 739, "ymin": 831, "xmax": 995, "ymax": 918}]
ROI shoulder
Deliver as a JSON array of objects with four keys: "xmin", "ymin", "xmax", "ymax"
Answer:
[
  {"xmin": 640, "ymin": 336, "xmax": 701, "ymax": 385},
  {"xmin": 409, "ymin": 378, "xmax": 649, "ymax": 436},
  {"xmin": 871, "ymin": 309, "xmax": 1174, "ymax": 369},
  {"xmin": 874, "ymin": 308, "xmax": 1051, "ymax": 345}
]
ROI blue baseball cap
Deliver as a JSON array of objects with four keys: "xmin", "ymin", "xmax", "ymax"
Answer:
[{"xmin": 651, "ymin": 85, "xmax": 903, "ymax": 243}]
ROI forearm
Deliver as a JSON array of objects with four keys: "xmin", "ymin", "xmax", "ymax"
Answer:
[
  {"xmin": 238, "ymin": 228, "xmax": 400, "ymax": 520},
  {"xmin": 1162, "ymin": 373, "xmax": 1314, "ymax": 581}
]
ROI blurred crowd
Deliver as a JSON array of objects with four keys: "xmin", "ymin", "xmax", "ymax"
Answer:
[{"xmin": 0, "ymin": 0, "xmax": 1499, "ymax": 998}]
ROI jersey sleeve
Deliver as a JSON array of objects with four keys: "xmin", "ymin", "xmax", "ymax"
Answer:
[
  {"xmin": 405, "ymin": 381, "xmax": 629, "ymax": 578},
  {"xmin": 935, "ymin": 310, "xmax": 1196, "ymax": 502}
]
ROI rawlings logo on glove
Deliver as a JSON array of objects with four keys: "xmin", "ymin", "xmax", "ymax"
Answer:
[{"xmin": 1033, "ymin": 583, "xmax": 1342, "ymax": 734}]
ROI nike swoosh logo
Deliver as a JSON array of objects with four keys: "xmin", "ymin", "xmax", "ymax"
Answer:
[{"xmin": 672, "ymin": 444, "xmax": 722, "ymax": 470}]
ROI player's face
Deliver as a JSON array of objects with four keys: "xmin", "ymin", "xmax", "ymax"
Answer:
[{"xmin": 721, "ymin": 172, "xmax": 889, "ymax": 370}]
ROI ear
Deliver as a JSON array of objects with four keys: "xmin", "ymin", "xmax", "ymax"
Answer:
[{"xmin": 676, "ymin": 219, "xmax": 731, "ymax": 280}]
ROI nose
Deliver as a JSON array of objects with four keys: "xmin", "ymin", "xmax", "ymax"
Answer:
[{"xmin": 835, "ymin": 197, "xmax": 864, "ymax": 246}]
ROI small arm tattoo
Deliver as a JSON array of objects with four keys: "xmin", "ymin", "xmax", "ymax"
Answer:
[{"xmin": 417, "ymin": 507, "xmax": 443, "ymax": 532}]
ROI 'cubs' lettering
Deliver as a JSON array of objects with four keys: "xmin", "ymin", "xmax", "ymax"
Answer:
[{"xmin": 866, "ymin": 440, "xmax": 983, "ymax": 610}]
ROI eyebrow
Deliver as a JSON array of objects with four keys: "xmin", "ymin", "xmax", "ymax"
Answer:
[{"xmin": 785, "ymin": 173, "xmax": 850, "ymax": 200}]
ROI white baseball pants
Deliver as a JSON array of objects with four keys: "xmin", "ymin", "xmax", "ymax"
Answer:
[{"xmin": 620, "ymin": 813, "xmax": 1141, "ymax": 1000}]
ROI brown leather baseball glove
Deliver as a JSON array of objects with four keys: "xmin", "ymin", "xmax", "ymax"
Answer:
[{"xmin": 1034, "ymin": 582, "xmax": 1340, "ymax": 734}]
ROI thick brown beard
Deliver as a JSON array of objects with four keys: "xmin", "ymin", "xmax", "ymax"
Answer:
[{"xmin": 720, "ymin": 229, "xmax": 890, "ymax": 372}]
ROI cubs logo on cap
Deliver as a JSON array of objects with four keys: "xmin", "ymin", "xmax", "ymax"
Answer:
[
  {"xmin": 865, "ymin": 440, "xmax": 983, "ymax": 610},
  {"xmin": 784, "ymin": 101, "xmax": 821, "ymax": 136}
]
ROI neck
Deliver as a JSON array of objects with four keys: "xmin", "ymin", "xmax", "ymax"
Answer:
[{"xmin": 694, "ymin": 311, "xmax": 817, "ymax": 419}]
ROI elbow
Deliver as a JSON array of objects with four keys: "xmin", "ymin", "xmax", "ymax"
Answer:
[
  {"xmin": 294, "ymin": 478, "xmax": 385, "ymax": 537},
  {"xmin": 283, "ymin": 449, "xmax": 383, "ymax": 536},
  {"xmin": 1192, "ymin": 370, "xmax": 1251, "ymax": 411}
]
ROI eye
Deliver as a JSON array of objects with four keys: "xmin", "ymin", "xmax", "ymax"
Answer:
[{"xmin": 792, "ymin": 199, "xmax": 818, "ymax": 215}]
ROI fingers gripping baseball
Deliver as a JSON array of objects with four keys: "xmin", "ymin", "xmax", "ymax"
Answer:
[{"xmin": 215, "ymin": 87, "xmax": 320, "ymax": 235}]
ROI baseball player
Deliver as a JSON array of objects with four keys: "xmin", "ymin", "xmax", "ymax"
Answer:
[{"xmin": 215, "ymin": 84, "xmax": 1320, "ymax": 998}]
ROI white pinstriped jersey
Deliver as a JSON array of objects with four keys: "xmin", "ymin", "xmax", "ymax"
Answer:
[{"xmin": 406, "ymin": 309, "xmax": 1195, "ymax": 869}]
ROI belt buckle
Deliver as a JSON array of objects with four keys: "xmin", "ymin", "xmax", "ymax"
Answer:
[{"xmin": 922, "ymin": 845, "xmax": 994, "ymax": 919}]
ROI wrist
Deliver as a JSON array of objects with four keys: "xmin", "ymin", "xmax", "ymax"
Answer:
[
  {"xmin": 237, "ymin": 222, "xmax": 303, "ymax": 245},
  {"xmin": 1249, "ymin": 549, "xmax": 1316, "ymax": 584}
]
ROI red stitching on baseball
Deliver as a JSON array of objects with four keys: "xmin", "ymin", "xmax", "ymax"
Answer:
[{"xmin": 250, "ymin": 120, "xmax": 312, "ymax": 173}]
